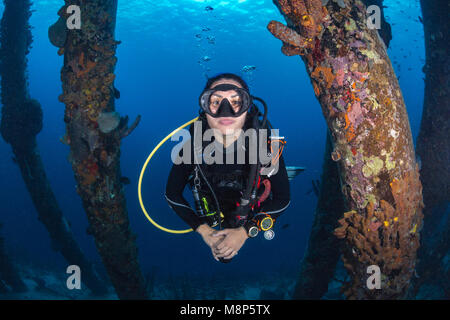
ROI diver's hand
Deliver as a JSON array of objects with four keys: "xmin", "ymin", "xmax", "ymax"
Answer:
[
  {"xmin": 196, "ymin": 224, "xmax": 225, "ymax": 249},
  {"xmin": 212, "ymin": 227, "xmax": 248, "ymax": 259},
  {"xmin": 211, "ymin": 247, "xmax": 220, "ymax": 262}
]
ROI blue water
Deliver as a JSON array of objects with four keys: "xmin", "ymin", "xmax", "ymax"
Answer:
[{"xmin": 0, "ymin": 0, "xmax": 425, "ymax": 286}]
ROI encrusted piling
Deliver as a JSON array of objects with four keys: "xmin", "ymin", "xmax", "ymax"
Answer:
[
  {"xmin": 0, "ymin": 0, "xmax": 106, "ymax": 295},
  {"xmin": 416, "ymin": 0, "xmax": 449, "ymax": 211},
  {"xmin": 0, "ymin": 224, "xmax": 27, "ymax": 293},
  {"xmin": 293, "ymin": 2, "xmax": 391, "ymax": 299},
  {"xmin": 56, "ymin": 0, "xmax": 146, "ymax": 299},
  {"xmin": 268, "ymin": 0, "xmax": 423, "ymax": 299},
  {"xmin": 293, "ymin": 132, "xmax": 345, "ymax": 299},
  {"xmin": 411, "ymin": 0, "xmax": 449, "ymax": 298}
]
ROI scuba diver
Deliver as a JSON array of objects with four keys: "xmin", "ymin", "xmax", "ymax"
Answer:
[{"xmin": 165, "ymin": 73, "xmax": 290, "ymax": 263}]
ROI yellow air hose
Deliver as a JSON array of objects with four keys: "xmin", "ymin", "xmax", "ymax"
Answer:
[{"xmin": 138, "ymin": 117, "xmax": 199, "ymax": 234}]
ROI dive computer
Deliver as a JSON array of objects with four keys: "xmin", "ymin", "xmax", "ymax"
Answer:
[{"xmin": 244, "ymin": 220, "xmax": 259, "ymax": 238}]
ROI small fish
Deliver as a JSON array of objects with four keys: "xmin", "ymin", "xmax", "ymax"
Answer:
[
  {"xmin": 242, "ymin": 65, "xmax": 256, "ymax": 73},
  {"xmin": 286, "ymin": 166, "xmax": 306, "ymax": 181},
  {"xmin": 205, "ymin": 6, "xmax": 214, "ymax": 11},
  {"xmin": 418, "ymin": 16, "xmax": 423, "ymax": 24},
  {"xmin": 120, "ymin": 176, "xmax": 131, "ymax": 185}
]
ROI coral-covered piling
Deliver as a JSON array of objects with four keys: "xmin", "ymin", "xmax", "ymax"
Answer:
[
  {"xmin": 293, "ymin": 1, "xmax": 391, "ymax": 298},
  {"xmin": 0, "ymin": 224, "xmax": 27, "ymax": 293},
  {"xmin": 57, "ymin": 0, "xmax": 146, "ymax": 299},
  {"xmin": 293, "ymin": 132, "xmax": 345, "ymax": 299},
  {"xmin": 411, "ymin": 0, "xmax": 449, "ymax": 298},
  {"xmin": 0, "ymin": 0, "xmax": 106, "ymax": 295},
  {"xmin": 269, "ymin": 0, "xmax": 423, "ymax": 299},
  {"xmin": 416, "ymin": 0, "xmax": 449, "ymax": 211}
]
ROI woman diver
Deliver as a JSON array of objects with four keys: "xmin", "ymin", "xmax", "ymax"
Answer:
[{"xmin": 165, "ymin": 73, "xmax": 290, "ymax": 263}]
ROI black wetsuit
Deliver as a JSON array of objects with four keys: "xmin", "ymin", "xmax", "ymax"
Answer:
[{"xmin": 165, "ymin": 119, "xmax": 291, "ymax": 232}]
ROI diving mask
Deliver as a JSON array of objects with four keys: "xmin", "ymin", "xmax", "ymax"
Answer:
[{"xmin": 199, "ymin": 83, "xmax": 252, "ymax": 118}]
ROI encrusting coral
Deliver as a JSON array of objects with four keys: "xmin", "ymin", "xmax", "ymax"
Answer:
[
  {"xmin": 55, "ymin": 0, "xmax": 146, "ymax": 299},
  {"xmin": 334, "ymin": 165, "xmax": 424, "ymax": 299},
  {"xmin": 268, "ymin": 0, "xmax": 424, "ymax": 299},
  {"xmin": 268, "ymin": 0, "xmax": 326, "ymax": 55}
]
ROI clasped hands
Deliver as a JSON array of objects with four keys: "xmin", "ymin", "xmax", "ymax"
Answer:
[{"xmin": 196, "ymin": 224, "xmax": 248, "ymax": 261}]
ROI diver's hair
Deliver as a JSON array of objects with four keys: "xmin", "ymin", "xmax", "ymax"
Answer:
[{"xmin": 204, "ymin": 72, "xmax": 249, "ymax": 92}]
